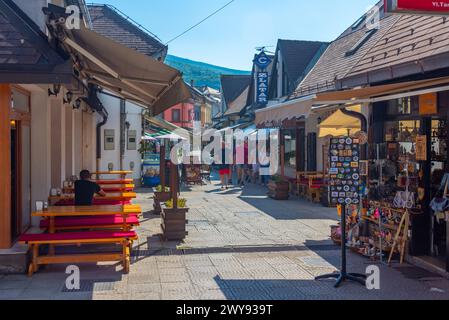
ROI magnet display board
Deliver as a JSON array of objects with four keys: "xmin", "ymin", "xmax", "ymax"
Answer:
[{"xmin": 328, "ymin": 137, "xmax": 361, "ymax": 206}]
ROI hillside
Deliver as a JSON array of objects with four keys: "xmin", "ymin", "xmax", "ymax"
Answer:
[{"xmin": 165, "ymin": 55, "xmax": 251, "ymax": 90}]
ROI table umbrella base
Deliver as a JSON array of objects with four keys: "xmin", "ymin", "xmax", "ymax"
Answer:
[{"xmin": 316, "ymin": 272, "xmax": 367, "ymax": 288}]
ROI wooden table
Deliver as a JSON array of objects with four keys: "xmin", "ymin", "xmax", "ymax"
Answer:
[
  {"xmin": 33, "ymin": 205, "xmax": 142, "ymax": 234},
  {"xmin": 49, "ymin": 192, "xmax": 137, "ymax": 206}
]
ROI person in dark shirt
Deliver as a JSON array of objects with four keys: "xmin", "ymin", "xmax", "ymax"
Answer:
[{"xmin": 75, "ymin": 170, "xmax": 106, "ymax": 206}]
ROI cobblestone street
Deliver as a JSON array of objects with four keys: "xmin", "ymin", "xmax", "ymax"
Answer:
[{"xmin": 2, "ymin": 178, "xmax": 449, "ymax": 300}]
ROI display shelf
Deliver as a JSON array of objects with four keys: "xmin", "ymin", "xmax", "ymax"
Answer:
[{"xmin": 362, "ymin": 216, "xmax": 399, "ymax": 231}]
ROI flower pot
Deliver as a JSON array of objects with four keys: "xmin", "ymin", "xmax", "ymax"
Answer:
[
  {"xmin": 153, "ymin": 191, "xmax": 171, "ymax": 214},
  {"xmin": 267, "ymin": 181, "xmax": 290, "ymax": 200},
  {"xmin": 161, "ymin": 206, "xmax": 189, "ymax": 241}
]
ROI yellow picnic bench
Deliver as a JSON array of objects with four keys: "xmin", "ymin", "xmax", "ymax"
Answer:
[
  {"xmin": 64, "ymin": 183, "xmax": 135, "ymax": 194},
  {"xmin": 48, "ymin": 192, "xmax": 137, "ymax": 206},
  {"xmin": 93, "ymin": 171, "xmax": 133, "ymax": 180},
  {"xmin": 35, "ymin": 205, "xmax": 142, "ymax": 232},
  {"xmin": 19, "ymin": 204, "xmax": 142, "ymax": 276}
]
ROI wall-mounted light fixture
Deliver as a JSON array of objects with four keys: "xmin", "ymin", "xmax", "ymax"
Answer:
[
  {"xmin": 48, "ymin": 84, "xmax": 61, "ymax": 97},
  {"xmin": 73, "ymin": 98, "xmax": 82, "ymax": 110},
  {"xmin": 63, "ymin": 91, "xmax": 73, "ymax": 105}
]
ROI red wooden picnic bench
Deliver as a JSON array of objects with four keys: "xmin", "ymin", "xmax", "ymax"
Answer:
[
  {"xmin": 297, "ymin": 172, "xmax": 327, "ymax": 203},
  {"xmin": 55, "ymin": 199, "xmax": 132, "ymax": 206},
  {"xmin": 19, "ymin": 231, "xmax": 138, "ymax": 276},
  {"xmin": 39, "ymin": 215, "xmax": 140, "ymax": 231}
]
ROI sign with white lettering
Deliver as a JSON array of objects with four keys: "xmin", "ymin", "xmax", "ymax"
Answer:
[
  {"xmin": 385, "ymin": 0, "xmax": 449, "ymax": 15},
  {"xmin": 256, "ymin": 72, "xmax": 269, "ymax": 106},
  {"xmin": 254, "ymin": 52, "xmax": 272, "ymax": 69}
]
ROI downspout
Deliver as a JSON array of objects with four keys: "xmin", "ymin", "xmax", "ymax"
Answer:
[
  {"xmin": 120, "ymin": 99, "xmax": 126, "ymax": 171},
  {"xmin": 83, "ymin": 84, "xmax": 109, "ymax": 172},
  {"xmin": 96, "ymin": 108, "xmax": 108, "ymax": 171},
  {"xmin": 340, "ymin": 107, "xmax": 368, "ymax": 160}
]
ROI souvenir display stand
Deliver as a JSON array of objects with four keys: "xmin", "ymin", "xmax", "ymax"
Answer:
[{"xmin": 316, "ymin": 137, "xmax": 366, "ymax": 287}]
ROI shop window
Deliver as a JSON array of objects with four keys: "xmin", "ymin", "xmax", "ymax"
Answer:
[
  {"xmin": 283, "ymin": 130, "xmax": 296, "ymax": 170},
  {"xmin": 431, "ymin": 119, "xmax": 447, "ymax": 172},
  {"xmin": 297, "ymin": 128, "xmax": 306, "ymax": 172},
  {"xmin": 172, "ymin": 109, "xmax": 181, "ymax": 122},
  {"xmin": 307, "ymin": 133, "xmax": 317, "ymax": 172},
  {"xmin": 11, "ymin": 88, "xmax": 30, "ymax": 113},
  {"xmin": 386, "ymin": 97, "xmax": 414, "ymax": 115}
]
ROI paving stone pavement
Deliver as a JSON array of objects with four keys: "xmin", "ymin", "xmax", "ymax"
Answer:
[{"xmin": 2, "ymin": 177, "xmax": 449, "ymax": 300}]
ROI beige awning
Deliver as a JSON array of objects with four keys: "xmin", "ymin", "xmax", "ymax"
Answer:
[
  {"xmin": 318, "ymin": 105, "xmax": 362, "ymax": 138},
  {"xmin": 60, "ymin": 24, "xmax": 191, "ymax": 116},
  {"xmin": 255, "ymin": 96, "xmax": 314, "ymax": 126},
  {"xmin": 314, "ymin": 77, "xmax": 449, "ymax": 105},
  {"xmin": 145, "ymin": 116, "xmax": 191, "ymax": 141},
  {"xmin": 256, "ymin": 77, "xmax": 449, "ymax": 126}
]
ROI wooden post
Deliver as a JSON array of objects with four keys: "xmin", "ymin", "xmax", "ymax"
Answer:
[
  {"xmin": 171, "ymin": 163, "xmax": 178, "ymax": 210},
  {"xmin": 160, "ymin": 145, "xmax": 166, "ymax": 189},
  {"xmin": 280, "ymin": 145, "xmax": 285, "ymax": 178},
  {"xmin": 0, "ymin": 84, "xmax": 11, "ymax": 249}
]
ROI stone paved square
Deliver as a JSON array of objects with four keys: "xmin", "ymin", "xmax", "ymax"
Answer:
[{"xmin": 3, "ymin": 181, "xmax": 449, "ymax": 300}]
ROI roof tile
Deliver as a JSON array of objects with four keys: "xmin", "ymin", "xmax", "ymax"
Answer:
[{"xmin": 87, "ymin": 4, "xmax": 167, "ymax": 59}]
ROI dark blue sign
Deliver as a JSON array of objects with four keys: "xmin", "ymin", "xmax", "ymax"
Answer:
[
  {"xmin": 254, "ymin": 52, "xmax": 272, "ymax": 69},
  {"xmin": 256, "ymin": 72, "xmax": 269, "ymax": 106}
]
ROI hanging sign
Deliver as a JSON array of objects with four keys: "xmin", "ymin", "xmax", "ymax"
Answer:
[
  {"xmin": 415, "ymin": 135, "xmax": 428, "ymax": 161},
  {"xmin": 256, "ymin": 72, "xmax": 269, "ymax": 106},
  {"xmin": 419, "ymin": 92, "xmax": 438, "ymax": 115},
  {"xmin": 328, "ymin": 137, "xmax": 361, "ymax": 206},
  {"xmin": 385, "ymin": 0, "xmax": 449, "ymax": 15},
  {"xmin": 254, "ymin": 52, "xmax": 272, "ymax": 69}
]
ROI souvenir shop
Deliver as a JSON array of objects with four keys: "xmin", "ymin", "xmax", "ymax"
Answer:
[{"xmin": 341, "ymin": 91, "xmax": 449, "ymax": 271}]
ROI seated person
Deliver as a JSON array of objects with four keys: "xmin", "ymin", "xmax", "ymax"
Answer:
[{"xmin": 75, "ymin": 170, "xmax": 106, "ymax": 206}]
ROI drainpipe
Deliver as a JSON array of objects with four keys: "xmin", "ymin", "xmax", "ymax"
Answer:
[
  {"xmin": 96, "ymin": 108, "xmax": 108, "ymax": 171},
  {"xmin": 120, "ymin": 99, "xmax": 126, "ymax": 171},
  {"xmin": 340, "ymin": 107, "xmax": 368, "ymax": 160},
  {"xmin": 83, "ymin": 84, "xmax": 109, "ymax": 172}
]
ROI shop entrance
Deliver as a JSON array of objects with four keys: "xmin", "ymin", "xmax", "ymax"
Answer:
[
  {"xmin": 371, "ymin": 96, "xmax": 447, "ymax": 269},
  {"xmin": 10, "ymin": 87, "xmax": 31, "ymax": 242}
]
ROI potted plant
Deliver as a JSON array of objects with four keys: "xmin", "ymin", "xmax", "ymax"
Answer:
[
  {"xmin": 268, "ymin": 175, "xmax": 290, "ymax": 200},
  {"xmin": 161, "ymin": 198, "xmax": 189, "ymax": 241},
  {"xmin": 153, "ymin": 185, "xmax": 171, "ymax": 214}
]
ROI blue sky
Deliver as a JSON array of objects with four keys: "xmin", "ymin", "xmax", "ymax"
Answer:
[{"xmin": 97, "ymin": 0, "xmax": 377, "ymax": 70}]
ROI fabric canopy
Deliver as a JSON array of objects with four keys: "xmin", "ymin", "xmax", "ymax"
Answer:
[
  {"xmin": 255, "ymin": 96, "xmax": 314, "ymax": 126},
  {"xmin": 145, "ymin": 116, "xmax": 191, "ymax": 140},
  {"xmin": 318, "ymin": 105, "xmax": 362, "ymax": 138},
  {"xmin": 62, "ymin": 24, "xmax": 191, "ymax": 115},
  {"xmin": 155, "ymin": 133, "xmax": 187, "ymax": 141}
]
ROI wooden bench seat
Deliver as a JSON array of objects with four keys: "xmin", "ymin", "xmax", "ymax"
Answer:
[
  {"xmin": 94, "ymin": 179, "xmax": 134, "ymax": 185},
  {"xmin": 55, "ymin": 199, "xmax": 132, "ymax": 206},
  {"xmin": 19, "ymin": 231, "xmax": 138, "ymax": 276},
  {"xmin": 39, "ymin": 215, "xmax": 140, "ymax": 231}
]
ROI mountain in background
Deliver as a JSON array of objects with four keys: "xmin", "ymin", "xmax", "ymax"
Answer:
[{"xmin": 165, "ymin": 55, "xmax": 251, "ymax": 90}]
